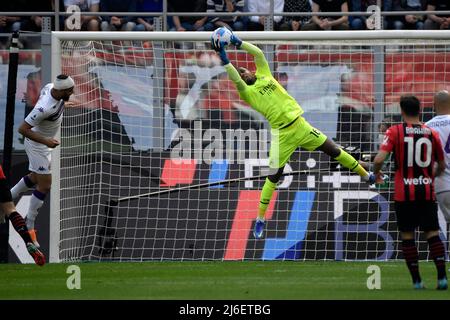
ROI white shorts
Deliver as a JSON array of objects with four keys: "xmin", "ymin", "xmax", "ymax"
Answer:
[
  {"xmin": 25, "ymin": 139, "xmax": 52, "ymax": 174},
  {"xmin": 436, "ymin": 191, "xmax": 450, "ymax": 222}
]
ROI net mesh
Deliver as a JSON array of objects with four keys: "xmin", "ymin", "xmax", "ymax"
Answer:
[{"xmin": 57, "ymin": 36, "xmax": 450, "ymax": 262}]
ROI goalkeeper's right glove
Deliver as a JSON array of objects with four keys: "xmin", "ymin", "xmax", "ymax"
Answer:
[
  {"xmin": 218, "ymin": 47, "xmax": 230, "ymax": 65},
  {"xmin": 211, "ymin": 37, "xmax": 230, "ymax": 65},
  {"xmin": 211, "ymin": 37, "xmax": 220, "ymax": 52},
  {"xmin": 230, "ymin": 32, "xmax": 242, "ymax": 48}
]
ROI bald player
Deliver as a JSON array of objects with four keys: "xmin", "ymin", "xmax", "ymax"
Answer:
[
  {"xmin": 211, "ymin": 33, "xmax": 380, "ymax": 239},
  {"xmin": 11, "ymin": 74, "xmax": 75, "ymax": 248},
  {"xmin": 426, "ymin": 90, "xmax": 450, "ymax": 223}
]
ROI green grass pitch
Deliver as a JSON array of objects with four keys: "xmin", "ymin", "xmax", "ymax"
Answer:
[{"xmin": 1, "ymin": 261, "xmax": 449, "ymax": 300}]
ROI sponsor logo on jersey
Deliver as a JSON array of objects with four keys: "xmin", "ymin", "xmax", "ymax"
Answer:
[
  {"xmin": 38, "ymin": 166, "xmax": 46, "ymax": 171},
  {"xmin": 258, "ymin": 80, "xmax": 277, "ymax": 96},
  {"xmin": 403, "ymin": 175, "xmax": 433, "ymax": 186}
]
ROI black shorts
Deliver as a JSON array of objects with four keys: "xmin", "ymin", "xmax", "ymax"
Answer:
[
  {"xmin": 0, "ymin": 178, "xmax": 12, "ymax": 203},
  {"xmin": 394, "ymin": 201, "xmax": 440, "ymax": 232}
]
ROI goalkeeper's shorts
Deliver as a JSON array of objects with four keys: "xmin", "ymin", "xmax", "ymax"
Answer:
[{"xmin": 269, "ymin": 116, "xmax": 327, "ymax": 169}]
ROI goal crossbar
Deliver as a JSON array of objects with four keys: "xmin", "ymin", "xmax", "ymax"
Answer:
[{"xmin": 52, "ymin": 30, "xmax": 450, "ymax": 42}]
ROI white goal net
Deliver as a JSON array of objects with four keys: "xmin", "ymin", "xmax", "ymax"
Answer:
[{"xmin": 51, "ymin": 31, "xmax": 450, "ymax": 262}]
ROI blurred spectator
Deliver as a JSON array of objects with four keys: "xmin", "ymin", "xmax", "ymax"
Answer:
[
  {"xmin": 168, "ymin": 0, "xmax": 207, "ymax": 31},
  {"xmin": 302, "ymin": 0, "xmax": 349, "ymax": 30},
  {"xmin": 279, "ymin": 0, "xmax": 311, "ymax": 31},
  {"xmin": 204, "ymin": 0, "xmax": 246, "ymax": 32},
  {"xmin": 27, "ymin": 0, "xmax": 60, "ymax": 32},
  {"xmin": 100, "ymin": 0, "xmax": 137, "ymax": 31},
  {"xmin": 247, "ymin": 0, "xmax": 284, "ymax": 31},
  {"xmin": 395, "ymin": 0, "xmax": 427, "ymax": 30},
  {"xmin": 134, "ymin": 0, "xmax": 162, "ymax": 31},
  {"xmin": 348, "ymin": 0, "xmax": 377, "ymax": 30},
  {"xmin": 0, "ymin": 1, "xmax": 55, "ymax": 48},
  {"xmin": 383, "ymin": 0, "xmax": 402, "ymax": 29},
  {"xmin": 0, "ymin": 0, "xmax": 52, "ymax": 33},
  {"xmin": 64, "ymin": 0, "xmax": 101, "ymax": 31},
  {"xmin": 424, "ymin": 0, "xmax": 450, "ymax": 30},
  {"xmin": 0, "ymin": 3, "xmax": 23, "ymax": 34}
]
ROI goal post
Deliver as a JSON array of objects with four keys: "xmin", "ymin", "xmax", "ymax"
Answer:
[
  {"xmin": 50, "ymin": 34, "xmax": 62, "ymax": 263},
  {"xmin": 51, "ymin": 30, "xmax": 450, "ymax": 263}
]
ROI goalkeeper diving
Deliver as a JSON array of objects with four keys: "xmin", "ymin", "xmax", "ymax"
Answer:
[{"xmin": 211, "ymin": 30, "xmax": 382, "ymax": 239}]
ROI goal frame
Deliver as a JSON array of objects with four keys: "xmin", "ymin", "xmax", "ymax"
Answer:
[{"xmin": 50, "ymin": 30, "xmax": 450, "ymax": 263}]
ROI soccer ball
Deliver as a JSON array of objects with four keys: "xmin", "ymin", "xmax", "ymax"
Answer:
[{"xmin": 211, "ymin": 27, "xmax": 233, "ymax": 48}]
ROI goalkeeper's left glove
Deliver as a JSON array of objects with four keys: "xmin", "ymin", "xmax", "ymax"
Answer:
[{"xmin": 230, "ymin": 32, "xmax": 242, "ymax": 48}]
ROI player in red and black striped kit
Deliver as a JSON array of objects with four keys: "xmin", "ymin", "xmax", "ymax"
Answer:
[
  {"xmin": 373, "ymin": 95, "xmax": 447, "ymax": 290},
  {"xmin": 0, "ymin": 165, "xmax": 45, "ymax": 265}
]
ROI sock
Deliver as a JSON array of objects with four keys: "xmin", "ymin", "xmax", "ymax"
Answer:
[
  {"xmin": 428, "ymin": 236, "xmax": 447, "ymax": 280},
  {"xmin": 335, "ymin": 149, "xmax": 369, "ymax": 181},
  {"xmin": 8, "ymin": 211, "xmax": 33, "ymax": 244},
  {"xmin": 26, "ymin": 190, "xmax": 46, "ymax": 230},
  {"xmin": 402, "ymin": 239, "xmax": 422, "ymax": 283},
  {"xmin": 258, "ymin": 178, "xmax": 276, "ymax": 220},
  {"xmin": 10, "ymin": 176, "xmax": 35, "ymax": 200}
]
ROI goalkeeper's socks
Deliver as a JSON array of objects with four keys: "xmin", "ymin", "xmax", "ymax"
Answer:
[
  {"xmin": 334, "ymin": 149, "xmax": 369, "ymax": 181},
  {"xmin": 402, "ymin": 239, "xmax": 422, "ymax": 284},
  {"xmin": 427, "ymin": 236, "xmax": 447, "ymax": 280},
  {"xmin": 10, "ymin": 176, "xmax": 35, "ymax": 200},
  {"xmin": 258, "ymin": 178, "xmax": 277, "ymax": 220},
  {"xmin": 8, "ymin": 211, "xmax": 33, "ymax": 244},
  {"xmin": 26, "ymin": 190, "xmax": 46, "ymax": 230}
]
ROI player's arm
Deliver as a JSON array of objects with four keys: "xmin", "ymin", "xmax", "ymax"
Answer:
[
  {"xmin": 64, "ymin": 98, "xmax": 81, "ymax": 108},
  {"xmin": 212, "ymin": 37, "xmax": 247, "ymax": 92},
  {"xmin": 227, "ymin": 32, "xmax": 271, "ymax": 76},
  {"xmin": 426, "ymin": 4, "xmax": 445, "ymax": 25},
  {"xmin": 373, "ymin": 127, "xmax": 396, "ymax": 182},
  {"xmin": 19, "ymin": 107, "xmax": 60, "ymax": 148},
  {"xmin": 18, "ymin": 121, "xmax": 60, "ymax": 148},
  {"xmin": 373, "ymin": 150, "xmax": 389, "ymax": 178},
  {"xmin": 224, "ymin": 63, "xmax": 247, "ymax": 92},
  {"xmin": 239, "ymin": 41, "xmax": 271, "ymax": 76},
  {"xmin": 432, "ymin": 129, "xmax": 446, "ymax": 177}
]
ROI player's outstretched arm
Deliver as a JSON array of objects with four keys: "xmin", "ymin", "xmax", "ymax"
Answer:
[
  {"xmin": 373, "ymin": 150, "xmax": 389, "ymax": 183},
  {"xmin": 64, "ymin": 98, "xmax": 82, "ymax": 108},
  {"xmin": 212, "ymin": 40, "xmax": 247, "ymax": 91},
  {"xmin": 233, "ymin": 36, "xmax": 271, "ymax": 76}
]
